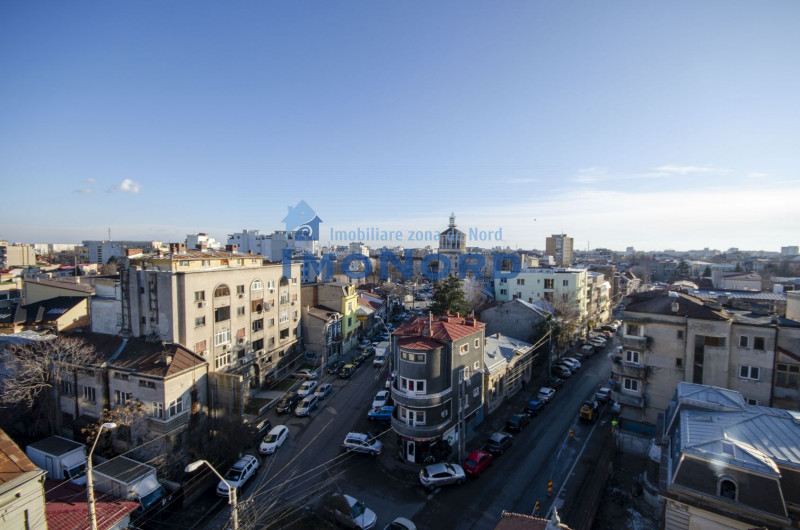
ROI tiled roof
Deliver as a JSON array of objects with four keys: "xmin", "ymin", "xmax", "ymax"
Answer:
[
  {"xmin": 0, "ymin": 429, "xmax": 40, "ymax": 485},
  {"xmin": 45, "ymin": 479, "xmax": 139, "ymax": 530},
  {"xmin": 396, "ymin": 336, "xmax": 441, "ymax": 350},
  {"xmin": 625, "ymin": 291, "xmax": 729, "ymax": 321},
  {"xmin": 393, "ymin": 314, "xmax": 484, "ymax": 343}
]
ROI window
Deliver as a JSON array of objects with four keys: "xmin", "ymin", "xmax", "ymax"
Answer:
[
  {"xmin": 214, "ymin": 328, "xmax": 231, "ymax": 346},
  {"xmin": 776, "ymin": 363, "xmax": 800, "ymax": 389},
  {"xmin": 293, "ymin": 310, "xmax": 298, "ymax": 320},
  {"xmin": 252, "ymin": 319, "xmax": 264, "ymax": 332},
  {"xmin": 399, "ymin": 377, "xmax": 426, "ymax": 394},
  {"xmin": 268, "ymin": 318, "xmax": 275, "ymax": 327},
  {"xmin": 704, "ymin": 336, "xmax": 726, "ymax": 347},
  {"xmin": 677, "ymin": 330, "xmax": 684, "ymax": 340},
  {"xmin": 168, "ymin": 397, "xmax": 185, "ymax": 418},
  {"xmin": 279, "ymin": 311, "xmax": 289, "ymax": 324},
  {"xmin": 460, "ymin": 344, "xmax": 469, "ymax": 354},
  {"xmin": 474, "ymin": 339, "xmax": 480, "ymax": 348},
  {"xmin": 252, "ymin": 338, "xmax": 264, "ymax": 351},
  {"xmin": 194, "ymin": 291, "xmax": 205, "ymax": 301},
  {"xmin": 626, "ymin": 350, "xmax": 640, "ymax": 364},
  {"xmin": 623, "ymin": 378, "xmax": 639, "ymax": 392},
  {"xmin": 279, "ymin": 292, "xmax": 289, "ymax": 304},
  {"xmin": 280, "ymin": 328, "xmax": 290, "ymax": 340},
  {"xmin": 195, "ymin": 316, "xmax": 206, "ymax": 327},
  {"xmin": 754, "ymin": 337, "xmax": 765, "ymax": 350},
  {"xmin": 152, "ymin": 402, "xmax": 164, "ymax": 419},
  {"xmin": 83, "ymin": 386, "xmax": 96, "ymax": 402},
  {"xmin": 113, "ymin": 372, "xmax": 129, "ymax": 381},
  {"xmin": 626, "ymin": 324, "xmax": 641, "ymax": 336},
  {"xmin": 266, "ymin": 280, "xmax": 275, "ymax": 291},
  {"xmin": 114, "ymin": 390, "xmax": 132, "ymax": 405},
  {"xmin": 236, "ymin": 285, "xmax": 245, "ymax": 295},
  {"xmin": 499, "ymin": 278, "xmax": 507, "ymax": 284},
  {"xmin": 500, "ymin": 289, "xmax": 507, "ymax": 295},
  {"xmin": 180, "ymin": 260, "xmax": 189, "ymax": 267},
  {"xmin": 675, "ymin": 358, "xmax": 683, "ymax": 368},
  {"xmin": 195, "ymin": 340, "xmax": 207, "ymax": 354},
  {"xmin": 516, "ymin": 279, "xmax": 525, "ymax": 285},
  {"xmin": 400, "ymin": 350, "xmax": 425, "ymax": 363},
  {"xmin": 400, "ymin": 407, "xmax": 425, "ymax": 426},
  {"xmin": 60, "ymin": 380, "xmax": 74, "ymax": 396},
  {"xmin": 237, "ymin": 306, "xmax": 245, "ymax": 316},
  {"xmin": 214, "ymin": 285, "xmax": 230, "ymax": 297},
  {"xmin": 739, "ymin": 365, "xmax": 760, "ymax": 380},
  {"xmin": 544, "ymin": 279, "xmax": 554, "ymax": 289},
  {"xmin": 214, "ymin": 306, "xmax": 231, "ymax": 323},
  {"xmin": 139, "ymin": 379, "xmax": 156, "ymax": 389},
  {"xmin": 739, "ymin": 336, "xmax": 749, "ymax": 348},
  {"xmin": 215, "ymin": 351, "xmax": 231, "ymax": 369},
  {"xmin": 719, "ymin": 478, "xmax": 737, "ymax": 501},
  {"xmin": 562, "ymin": 279, "xmax": 569, "ymax": 286},
  {"xmin": 251, "ymin": 280, "xmax": 263, "ymax": 291},
  {"xmin": 746, "ymin": 398, "xmax": 758, "ymax": 405}
]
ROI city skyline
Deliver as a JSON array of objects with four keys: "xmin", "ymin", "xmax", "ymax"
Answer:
[{"xmin": 2, "ymin": 1, "xmax": 798, "ymax": 251}]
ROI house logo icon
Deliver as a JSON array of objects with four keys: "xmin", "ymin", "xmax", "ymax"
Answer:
[{"xmin": 282, "ymin": 200, "xmax": 323, "ymax": 241}]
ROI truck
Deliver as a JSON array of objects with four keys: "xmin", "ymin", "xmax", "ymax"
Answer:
[
  {"xmin": 26, "ymin": 435, "xmax": 87, "ymax": 485},
  {"xmin": 373, "ymin": 341, "xmax": 390, "ymax": 367},
  {"xmin": 92, "ymin": 456, "xmax": 166, "ymax": 513},
  {"xmin": 579, "ymin": 400, "xmax": 600, "ymax": 422}
]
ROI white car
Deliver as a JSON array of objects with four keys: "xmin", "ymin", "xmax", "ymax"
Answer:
[
  {"xmin": 217, "ymin": 455, "xmax": 259, "ymax": 497},
  {"xmin": 294, "ymin": 369, "xmax": 318, "ymax": 380},
  {"xmin": 259, "ymin": 425, "xmax": 289, "ymax": 455},
  {"xmin": 315, "ymin": 383, "xmax": 333, "ymax": 400},
  {"xmin": 297, "ymin": 380, "xmax": 318, "ymax": 397},
  {"xmin": 419, "ymin": 463, "xmax": 466, "ymax": 491},
  {"xmin": 537, "ymin": 387, "xmax": 555, "ymax": 403},
  {"xmin": 295, "ymin": 395, "xmax": 319, "ymax": 417},
  {"xmin": 322, "ymin": 493, "xmax": 378, "ymax": 530},
  {"xmin": 372, "ymin": 390, "xmax": 390, "ymax": 409},
  {"xmin": 385, "ymin": 518, "xmax": 417, "ymax": 530},
  {"xmin": 560, "ymin": 358, "xmax": 581, "ymax": 371}
]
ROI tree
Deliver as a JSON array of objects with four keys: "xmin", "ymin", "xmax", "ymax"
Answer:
[
  {"xmin": 81, "ymin": 400, "xmax": 146, "ymax": 458},
  {"xmin": 675, "ymin": 259, "xmax": 691, "ymax": 280},
  {"xmin": 99, "ymin": 256, "xmax": 119, "ymax": 276},
  {"xmin": 702, "ymin": 265, "xmax": 712, "ymax": 277},
  {"xmin": 429, "ymin": 275, "xmax": 469, "ymax": 316},
  {"xmin": 0, "ymin": 336, "xmax": 98, "ymax": 435}
]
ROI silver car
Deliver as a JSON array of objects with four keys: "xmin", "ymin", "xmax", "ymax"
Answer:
[{"xmin": 419, "ymin": 463, "xmax": 466, "ymax": 491}]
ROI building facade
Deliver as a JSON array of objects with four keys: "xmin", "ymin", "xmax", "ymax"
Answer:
[
  {"xmin": 494, "ymin": 267, "xmax": 588, "ymax": 325},
  {"xmin": 0, "ymin": 241, "xmax": 36, "ymax": 269},
  {"xmin": 545, "ymin": 234, "xmax": 573, "ymax": 267}
]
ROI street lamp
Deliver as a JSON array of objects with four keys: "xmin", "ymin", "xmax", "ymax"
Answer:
[
  {"xmin": 87, "ymin": 422, "xmax": 117, "ymax": 530},
  {"xmin": 185, "ymin": 460, "xmax": 238, "ymax": 530},
  {"xmin": 457, "ymin": 368, "xmax": 485, "ymax": 464}
]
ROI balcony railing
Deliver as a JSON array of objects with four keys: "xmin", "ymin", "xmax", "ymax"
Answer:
[
  {"xmin": 391, "ymin": 386, "xmax": 452, "ymax": 409},
  {"xmin": 622, "ymin": 335, "xmax": 647, "ymax": 350},
  {"xmin": 390, "ymin": 416, "xmax": 452, "ymax": 439},
  {"xmin": 612, "ymin": 362, "xmax": 647, "ymax": 379},
  {"xmin": 612, "ymin": 391, "xmax": 645, "ymax": 408}
]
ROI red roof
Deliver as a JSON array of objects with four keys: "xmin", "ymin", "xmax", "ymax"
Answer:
[
  {"xmin": 45, "ymin": 480, "xmax": 139, "ymax": 530},
  {"xmin": 393, "ymin": 314, "xmax": 484, "ymax": 343},
  {"xmin": 397, "ymin": 336, "xmax": 442, "ymax": 350}
]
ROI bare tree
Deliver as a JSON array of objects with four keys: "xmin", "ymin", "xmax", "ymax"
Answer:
[
  {"xmin": 0, "ymin": 336, "xmax": 98, "ymax": 436},
  {"xmin": 548, "ymin": 293, "xmax": 585, "ymax": 351},
  {"xmin": 81, "ymin": 400, "xmax": 147, "ymax": 457}
]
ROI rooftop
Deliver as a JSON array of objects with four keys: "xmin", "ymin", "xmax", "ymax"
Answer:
[
  {"xmin": 27, "ymin": 436, "xmax": 84, "ymax": 457},
  {"xmin": 0, "ymin": 428, "xmax": 41, "ymax": 486},
  {"xmin": 394, "ymin": 314, "xmax": 485, "ymax": 343},
  {"xmin": 45, "ymin": 479, "xmax": 139, "ymax": 530}
]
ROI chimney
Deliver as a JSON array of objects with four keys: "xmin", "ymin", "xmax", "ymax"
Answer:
[
  {"xmin": 165, "ymin": 354, "xmax": 173, "ymax": 366},
  {"xmin": 496, "ymin": 333, "xmax": 501, "ymax": 339}
]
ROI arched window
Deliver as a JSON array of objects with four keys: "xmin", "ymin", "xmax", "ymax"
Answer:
[
  {"xmin": 719, "ymin": 476, "xmax": 737, "ymax": 500},
  {"xmin": 214, "ymin": 284, "xmax": 230, "ymax": 297},
  {"xmin": 251, "ymin": 279, "xmax": 264, "ymax": 291}
]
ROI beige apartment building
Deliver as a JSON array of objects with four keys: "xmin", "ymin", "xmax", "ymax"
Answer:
[
  {"xmin": 118, "ymin": 246, "xmax": 302, "ymax": 386},
  {"xmin": 0, "ymin": 240, "xmax": 37, "ymax": 269}
]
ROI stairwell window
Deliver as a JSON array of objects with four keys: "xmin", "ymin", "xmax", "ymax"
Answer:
[
  {"xmin": 279, "ymin": 311, "xmax": 289, "ymax": 324},
  {"xmin": 82, "ymin": 386, "xmax": 96, "ymax": 403},
  {"xmin": 214, "ymin": 285, "xmax": 230, "ymax": 297},
  {"xmin": 460, "ymin": 344, "xmax": 469, "ymax": 355},
  {"xmin": 215, "ymin": 351, "xmax": 231, "ymax": 369}
]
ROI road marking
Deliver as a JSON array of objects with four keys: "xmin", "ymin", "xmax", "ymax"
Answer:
[{"xmin": 426, "ymin": 489, "xmax": 439, "ymax": 500}]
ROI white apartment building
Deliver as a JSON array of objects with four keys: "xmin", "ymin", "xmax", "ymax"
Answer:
[
  {"xmin": 227, "ymin": 229, "xmax": 317, "ymax": 262},
  {"xmin": 82, "ymin": 240, "xmax": 167, "ymax": 264},
  {"xmin": 494, "ymin": 267, "xmax": 588, "ymax": 323},
  {"xmin": 114, "ymin": 246, "xmax": 302, "ymax": 386}
]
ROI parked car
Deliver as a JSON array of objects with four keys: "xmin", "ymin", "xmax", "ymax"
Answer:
[
  {"xmin": 358, "ymin": 339, "xmax": 371, "ymax": 349},
  {"xmin": 352, "ymin": 353, "xmax": 366, "ymax": 367},
  {"xmin": 419, "ymin": 463, "xmax": 466, "ymax": 491},
  {"xmin": 560, "ymin": 358, "xmax": 581, "ymax": 371},
  {"xmin": 342, "ymin": 432, "xmax": 383, "ymax": 455},
  {"xmin": 297, "ymin": 380, "xmax": 318, "ymax": 397},
  {"xmin": 320, "ymin": 492, "xmax": 378, "ymax": 530},
  {"xmin": 552, "ymin": 365, "xmax": 572, "ymax": 378},
  {"xmin": 294, "ymin": 369, "xmax": 318, "ymax": 380},
  {"xmin": 580, "ymin": 344, "xmax": 595, "ymax": 355},
  {"xmin": 259, "ymin": 425, "xmax": 289, "ymax": 455},
  {"xmin": 569, "ymin": 353, "xmax": 584, "ymax": 363},
  {"xmin": 368, "ymin": 406, "xmax": 394, "ymax": 422},
  {"xmin": 339, "ymin": 364, "xmax": 356, "ymax": 378},
  {"xmin": 537, "ymin": 387, "xmax": 555, "ymax": 404},
  {"xmin": 463, "ymin": 450, "xmax": 493, "ymax": 476},
  {"xmin": 276, "ymin": 394, "xmax": 300, "ymax": 414},
  {"xmin": 371, "ymin": 390, "xmax": 390, "ymax": 409},
  {"xmin": 250, "ymin": 418, "xmax": 272, "ymax": 444},
  {"xmin": 547, "ymin": 378, "xmax": 565, "ymax": 391},
  {"xmin": 384, "ymin": 517, "xmax": 417, "ymax": 530},
  {"xmin": 217, "ymin": 455, "xmax": 259, "ymax": 497},
  {"xmin": 328, "ymin": 361, "xmax": 345, "ymax": 375},
  {"xmin": 526, "ymin": 399, "xmax": 545, "ymax": 416},
  {"xmin": 554, "ymin": 363, "xmax": 574, "ymax": 376},
  {"xmin": 579, "ymin": 400, "xmax": 600, "ymax": 422},
  {"xmin": 315, "ymin": 383, "xmax": 333, "ymax": 400},
  {"xmin": 595, "ymin": 387, "xmax": 611, "ymax": 403},
  {"xmin": 295, "ymin": 395, "xmax": 319, "ymax": 417},
  {"xmin": 505, "ymin": 413, "xmax": 530, "ymax": 432},
  {"xmin": 484, "ymin": 432, "xmax": 513, "ymax": 455}
]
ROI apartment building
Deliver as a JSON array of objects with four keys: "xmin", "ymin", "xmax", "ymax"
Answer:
[
  {"xmin": 0, "ymin": 240, "xmax": 36, "ymax": 269},
  {"xmin": 301, "ymin": 282, "xmax": 360, "ymax": 353},
  {"xmin": 494, "ymin": 267, "xmax": 588, "ymax": 323},
  {"xmin": 116, "ymin": 247, "xmax": 302, "ymax": 386},
  {"xmin": 545, "ymin": 234, "xmax": 573, "ymax": 267},
  {"xmin": 82, "ymin": 240, "xmax": 168, "ymax": 264},
  {"xmin": 390, "ymin": 314, "xmax": 486, "ymax": 463}
]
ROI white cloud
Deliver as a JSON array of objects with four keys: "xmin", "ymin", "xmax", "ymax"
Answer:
[
  {"xmin": 84, "ymin": 178, "xmax": 96, "ymax": 184},
  {"xmin": 654, "ymin": 165, "xmax": 730, "ymax": 175},
  {"xmin": 111, "ymin": 179, "xmax": 142, "ymax": 194},
  {"xmin": 747, "ymin": 172, "xmax": 769, "ymax": 179},
  {"xmin": 74, "ymin": 188, "xmax": 93, "ymax": 195}
]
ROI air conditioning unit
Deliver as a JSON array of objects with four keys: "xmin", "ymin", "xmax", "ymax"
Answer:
[
  {"xmin": 200, "ymin": 350, "xmax": 208, "ymax": 356},
  {"xmin": 264, "ymin": 304, "xmax": 271, "ymax": 311},
  {"xmin": 291, "ymin": 300, "xmax": 296, "ymax": 306},
  {"xmin": 238, "ymin": 294, "xmax": 245, "ymax": 299}
]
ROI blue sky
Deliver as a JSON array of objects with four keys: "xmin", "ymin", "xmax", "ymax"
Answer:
[{"xmin": 1, "ymin": 1, "xmax": 798, "ymax": 252}]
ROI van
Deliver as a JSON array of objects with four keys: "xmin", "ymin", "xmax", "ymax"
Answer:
[{"xmin": 295, "ymin": 395, "xmax": 319, "ymax": 417}]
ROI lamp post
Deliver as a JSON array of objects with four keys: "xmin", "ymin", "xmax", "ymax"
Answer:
[
  {"xmin": 87, "ymin": 422, "xmax": 117, "ymax": 530},
  {"xmin": 457, "ymin": 367, "xmax": 485, "ymax": 464},
  {"xmin": 186, "ymin": 460, "xmax": 238, "ymax": 530}
]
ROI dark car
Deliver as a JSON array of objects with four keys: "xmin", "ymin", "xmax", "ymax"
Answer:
[
  {"xmin": 547, "ymin": 378, "xmax": 565, "ymax": 391},
  {"xmin": 463, "ymin": 450, "xmax": 493, "ymax": 477},
  {"xmin": 352, "ymin": 353, "xmax": 365, "ymax": 367},
  {"xmin": 250, "ymin": 418, "xmax": 272, "ymax": 444},
  {"xmin": 339, "ymin": 364, "xmax": 356, "ymax": 378},
  {"xmin": 484, "ymin": 432, "xmax": 513, "ymax": 455},
  {"xmin": 505, "ymin": 413, "xmax": 530, "ymax": 432},
  {"xmin": 525, "ymin": 399, "xmax": 545, "ymax": 416},
  {"xmin": 276, "ymin": 394, "xmax": 300, "ymax": 414},
  {"xmin": 327, "ymin": 361, "xmax": 345, "ymax": 375}
]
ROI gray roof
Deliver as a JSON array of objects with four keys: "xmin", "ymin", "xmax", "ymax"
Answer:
[
  {"xmin": 484, "ymin": 334, "xmax": 534, "ymax": 373},
  {"xmin": 27, "ymin": 436, "xmax": 84, "ymax": 457},
  {"xmin": 93, "ymin": 456, "xmax": 155, "ymax": 483},
  {"xmin": 690, "ymin": 289, "xmax": 787, "ymax": 302},
  {"xmin": 675, "ymin": 382, "xmax": 747, "ymax": 411}
]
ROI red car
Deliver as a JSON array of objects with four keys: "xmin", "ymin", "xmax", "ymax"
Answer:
[{"xmin": 463, "ymin": 450, "xmax": 493, "ymax": 477}]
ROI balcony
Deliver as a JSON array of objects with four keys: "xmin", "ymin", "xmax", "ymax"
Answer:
[
  {"xmin": 622, "ymin": 335, "xmax": 647, "ymax": 350},
  {"xmin": 612, "ymin": 361, "xmax": 647, "ymax": 379},
  {"xmin": 391, "ymin": 416, "xmax": 452, "ymax": 440},
  {"xmin": 391, "ymin": 386, "xmax": 452, "ymax": 409},
  {"xmin": 612, "ymin": 391, "xmax": 645, "ymax": 408}
]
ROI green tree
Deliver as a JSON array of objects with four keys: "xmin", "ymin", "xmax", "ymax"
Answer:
[
  {"xmin": 675, "ymin": 259, "xmax": 691, "ymax": 279},
  {"xmin": 702, "ymin": 265, "xmax": 712, "ymax": 277},
  {"xmin": 429, "ymin": 275, "xmax": 469, "ymax": 316}
]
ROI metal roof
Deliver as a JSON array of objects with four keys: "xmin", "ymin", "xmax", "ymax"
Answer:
[
  {"xmin": 484, "ymin": 334, "xmax": 534, "ymax": 373},
  {"xmin": 27, "ymin": 436, "xmax": 84, "ymax": 457}
]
